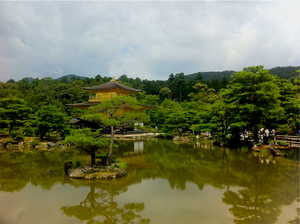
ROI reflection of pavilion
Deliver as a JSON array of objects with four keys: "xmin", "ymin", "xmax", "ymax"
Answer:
[
  {"xmin": 134, "ymin": 141, "xmax": 144, "ymax": 153},
  {"xmin": 123, "ymin": 141, "xmax": 144, "ymax": 157}
]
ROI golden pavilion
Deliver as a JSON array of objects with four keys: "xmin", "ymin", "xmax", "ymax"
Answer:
[{"xmin": 66, "ymin": 77, "xmax": 155, "ymax": 119}]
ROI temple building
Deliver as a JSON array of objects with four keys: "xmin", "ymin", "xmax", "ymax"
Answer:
[{"xmin": 66, "ymin": 77, "xmax": 155, "ymax": 131}]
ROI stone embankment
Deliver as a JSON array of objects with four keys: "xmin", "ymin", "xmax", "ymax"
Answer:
[
  {"xmin": 251, "ymin": 141, "xmax": 297, "ymax": 156},
  {"xmin": 68, "ymin": 164, "xmax": 127, "ymax": 180}
]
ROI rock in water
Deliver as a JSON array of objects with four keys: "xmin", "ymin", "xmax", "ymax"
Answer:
[
  {"xmin": 269, "ymin": 142, "xmax": 282, "ymax": 156},
  {"xmin": 269, "ymin": 142, "xmax": 276, "ymax": 151},
  {"xmin": 64, "ymin": 161, "xmax": 73, "ymax": 174},
  {"xmin": 69, "ymin": 168, "xmax": 84, "ymax": 178}
]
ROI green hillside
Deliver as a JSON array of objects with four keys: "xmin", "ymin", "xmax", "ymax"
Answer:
[
  {"xmin": 186, "ymin": 70, "xmax": 235, "ymax": 81},
  {"xmin": 186, "ymin": 66, "xmax": 299, "ymax": 81}
]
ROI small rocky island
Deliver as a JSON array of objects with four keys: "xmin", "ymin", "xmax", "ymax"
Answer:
[{"xmin": 64, "ymin": 162, "xmax": 128, "ymax": 180}]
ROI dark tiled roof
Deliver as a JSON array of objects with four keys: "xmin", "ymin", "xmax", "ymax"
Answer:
[{"xmin": 83, "ymin": 81, "xmax": 142, "ymax": 92}]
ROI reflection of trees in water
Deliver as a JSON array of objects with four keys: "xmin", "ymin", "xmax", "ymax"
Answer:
[
  {"xmin": 223, "ymin": 189, "xmax": 281, "ymax": 224},
  {"xmin": 136, "ymin": 140, "xmax": 300, "ymax": 224},
  {"xmin": 61, "ymin": 182, "xmax": 150, "ymax": 224},
  {"xmin": 0, "ymin": 150, "xmax": 76, "ymax": 192},
  {"xmin": 288, "ymin": 200, "xmax": 300, "ymax": 224}
]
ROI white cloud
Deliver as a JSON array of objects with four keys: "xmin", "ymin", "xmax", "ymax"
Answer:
[{"xmin": 0, "ymin": 1, "xmax": 299, "ymax": 82}]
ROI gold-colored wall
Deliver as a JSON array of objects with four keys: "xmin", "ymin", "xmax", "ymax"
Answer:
[{"xmin": 89, "ymin": 90, "xmax": 128, "ymax": 102}]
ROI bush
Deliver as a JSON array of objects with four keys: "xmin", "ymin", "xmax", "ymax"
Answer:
[
  {"xmin": 74, "ymin": 159, "xmax": 82, "ymax": 168},
  {"xmin": 119, "ymin": 162, "xmax": 127, "ymax": 170},
  {"xmin": 96, "ymin": 151, "xmax": 118, "ymax": 165},
  {"xmin": 31, "ymin": 140, "xmax": 39, "ymax": 147},
  {"xmin": 14, "ymin": 135, "xmax": 25, "ymax": 142},
  {"xmin": 277, "ymin": 141, "xmax": 289, "ymax": 146},
  {"xmin": 23, "ymin": 126, "xmax": 35, "ymax": 137},
  {"xmin": 10, "ymin": 130, "xmax": 25, "ymax": 142}
]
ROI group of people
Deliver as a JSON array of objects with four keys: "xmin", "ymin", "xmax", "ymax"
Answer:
[{"xmin": 259, "ymin": 128, "xmax": 276, "ymax": 142}]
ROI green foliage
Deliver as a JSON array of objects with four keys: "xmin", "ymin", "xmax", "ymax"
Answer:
[
  {"xmin": 110, "ymin": 164, "xmax": 116, "ymax": 170},
  {"xmin": 35, "ymin": 105, "xmax": 69, "ymax": 138},
  {"xmin": 96, "ymin": 151, "xmax": 118, "ymax": 165},
  {"xmin": 9, "ymin": 130, "xmax": 25, "ymax": 142},
  {"xmin": 23, "ymin": 126, "xmax": 35, "ymax": 137},
  {"xmin": 31, "ymin": 140, "xmax": 39, "ymax": 147},
  {"xmin": 277, "ymin": 141, "xmax": 289, "ymax": 146},
  {"xmin": 159, "ymin": 87, "xmax": 172, "ymax": 102},
  {"xmin": 81, "ymin": 95, "xmax": 150, "ymax": 165},
  {"xmin": 119, "ymin": 162, "xmax": 127, "ymax": 170},
  {"xmin": 221, "ymin": 65, "xmax": 284, "ymax": 140},
  {"xmin": 74, "ymin": 159, "xmax": 82, "ymax": 168},
  {"xmin": 63, "ymin": 128, "xmax": 111, "ymax": 165},
  {"xmin": 0, "ymin": 98, "xmax": 33, "ymax": 133},
  {"xmin": 188, "ymin": 83, "xmax": 218, "ymax": 104},
  {"xmin": 278, "ymin": 123, "xmax": 296, "ymax": 135},
  {"xmin": 63, "ymin": 128, "xmax": 110, "ymax": 150}
]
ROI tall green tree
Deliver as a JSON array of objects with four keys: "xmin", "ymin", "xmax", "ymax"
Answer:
[
  {"xmin": 188, "ymin": 83, "xmax": 218, "ymax": 105},
  {"xmin": 81, "ymin": 96, "xmax": 149, "ymax": 165},
  {"xmin": 35, "ymin": 105, "xmax": 69, "ymax": 138},
  {"xmin": 63, "ymin": 128, "xmax": 111, "ymax": 165},
  {"xmin": 0, "ymin": 98, "xmax": 33, "ymax": 133},
  {"xmin": 221, "ymin": 65, "xmax": 283, "ymax": 141}
]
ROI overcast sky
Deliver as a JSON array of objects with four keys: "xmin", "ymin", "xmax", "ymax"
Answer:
[{"xmin": 0, "ymin": 1, "xmax": 299, "ymax": 82}]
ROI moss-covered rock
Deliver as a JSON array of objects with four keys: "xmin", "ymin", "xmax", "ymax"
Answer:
[{"xmin": 69, "ymin": 165, "xmax": 127, "ymax": 180}]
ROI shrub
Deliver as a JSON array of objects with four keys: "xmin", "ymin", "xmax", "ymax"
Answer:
[
  {"xmin": 14, "ymin": 135, "xmax": 25, "ymax": 142},
  {"xmin": 10, "ymin": 130, "xmax": 25, "ymax": 142},
  {"xmin": 23, "ymin": 126, "xmax": 35, "ymax": 137},
  {"xmin": 74, "ymin": 159, "xmax": 82, "ymax": 168},
  {"xmin": 31, "ymin": 140, "xmax": 39, "ymax": 147},
  {"xmin": 277, "ymin": 141, "xmax": 289, "ymax": 146},
  {"xmin": 119, "ymin": 162, "xmax": 127, "ymax": 170},
  {"xmin": 96, "ymin": 152, "xmax": 118, "ymax": 165},
  {"xmin": 110, "ymin": 164, "xmax": 116, "ymax": 170}
]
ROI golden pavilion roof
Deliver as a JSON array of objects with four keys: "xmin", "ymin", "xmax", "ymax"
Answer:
[{"xmin": 83, "ymin": 81, "xmax": 142, "ymax": 93}]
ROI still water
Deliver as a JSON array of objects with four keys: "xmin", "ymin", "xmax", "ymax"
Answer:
[{"xmin": 0, "ymin": 139, "xmax": 299, "ymax": 224}]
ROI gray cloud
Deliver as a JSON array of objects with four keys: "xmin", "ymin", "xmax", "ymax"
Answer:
[{"xmin": 0, "ymin": 1, "xmax": 299, "ymax": 82}]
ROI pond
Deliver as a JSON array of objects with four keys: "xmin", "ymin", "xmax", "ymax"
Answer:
[{"xmin": 0, "ymin": 139, "xmax": 299, "ymax": 224}]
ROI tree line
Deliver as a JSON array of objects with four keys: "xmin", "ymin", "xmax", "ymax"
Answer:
[{"xmin": 1, "ymin": 65, "xmax": 299, "ymax": 143}]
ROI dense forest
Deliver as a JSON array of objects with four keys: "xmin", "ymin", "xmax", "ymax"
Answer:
[{"xmin": 1, "ymin": 65, "xmax": 299, "ymax": 145}]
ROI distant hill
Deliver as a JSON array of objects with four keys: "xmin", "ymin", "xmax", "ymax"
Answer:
[
  {"xmin": 56, "ymin": 74, "xmax": 87, "ymax": 81},
  {"xmin": 186, "ymin": 66, "xmax": 299, "ymax": 81},
  {"xmin": 24, "ymin": 77, "xmax": 34, "ymax": 82},
  {"xmin": 186, "ymin": 70, "xmax": 235, "ymax": 81},
  {"xmin": 15, "ymin": 74, "xmax": 87, "ymax": 83},
  {"xmin": 268, "ymin": 66, "xmax": 299, "ymax": 80}
]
